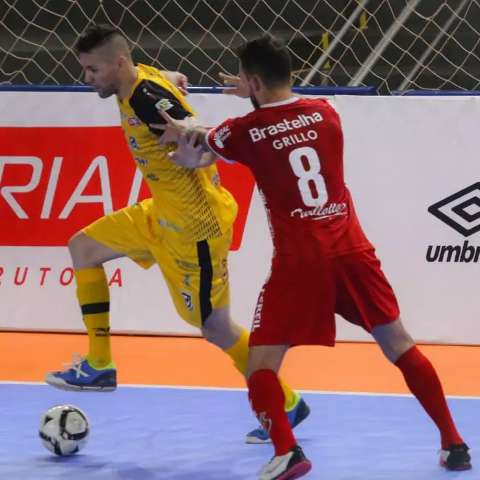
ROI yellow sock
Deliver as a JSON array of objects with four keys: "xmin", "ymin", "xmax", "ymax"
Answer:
[
  {"xmin": 224, "ymin": 327, "xmax": 299, "ymax": 411},
  {"xmin": 75, "ymin": 267, "xmax": 112, "ymax": 369}
]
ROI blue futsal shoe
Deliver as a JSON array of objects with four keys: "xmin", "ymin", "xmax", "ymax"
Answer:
[
  {"xmin": 246, "ymin": 396, "xmax": 311, "ymax": 444},
  {"xmin": 45, "ymin": 355, "xmax": 117, "ymax": 392}
]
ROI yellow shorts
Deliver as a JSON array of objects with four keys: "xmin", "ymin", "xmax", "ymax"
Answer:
[{"xmin": 82, "ymin": 199, "xmax": 231, "ymax": 328}]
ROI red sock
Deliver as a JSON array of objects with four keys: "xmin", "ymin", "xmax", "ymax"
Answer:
[
  {"xmin": 395, "ymin": 346, "xmax": 463, "ymax": 448},
  {"xmin": 248, "ymin": 369, "xmax": 296, "ymax": 455}
]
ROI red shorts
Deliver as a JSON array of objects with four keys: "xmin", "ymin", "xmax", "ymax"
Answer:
[{"xmin": 249, "ymin": 249, "xmax": 400, "ymax": 346}]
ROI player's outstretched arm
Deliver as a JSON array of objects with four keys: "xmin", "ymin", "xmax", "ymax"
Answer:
[
  {"xmin": 219, "ymin": 72, "xmax": 250, "ymax": 98},
  {"xmin": 169, "ymin": 131, "xmax": 215, "ymax": 169},
  {"xmin": 152, "ymin": 108, "xmax": 214, "ymax": 169}
]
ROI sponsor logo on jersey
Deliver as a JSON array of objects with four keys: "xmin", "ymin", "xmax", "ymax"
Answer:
[
  {"xmin": 213, "ymin": 125, "xmax": 231, "ymax": 149},
  {"xmin": 181, "ymin": 291, "xmax": 193, "ymax": 311},
  {"xmin": 211, "ymin": 173, "xmax": 220, "ymax": 186},
  {"xmin": 155, "ymin": 98, "xmax": 174, "ymax": 111},
  {"xmin": 134, "ymin": 157, "xmax": 148, "ymax": 167},
  {"xmin": 146, "ymin": 172, "xmax": 159, "ymax": 181},
  {"xmin": 248, "ymin": 112, "xmax": 323, "ymax": 143},
  {"xmin": 290, "ymin": 202, "xmax": 347, "ymax": 221},
  {"xmin": 129, "ymin": 136, "xmax": 139, "ymax": 150},
  {"xmin": 426, "ymin": 183, "xmax": 480, "ymax": 263},
  {"xmin": 128, "ymin": 117, "xmax": 142, "ymax": 127},
  {"xmin": 158, "ymin": 218, "xmax": 181, "ymax": 232}
]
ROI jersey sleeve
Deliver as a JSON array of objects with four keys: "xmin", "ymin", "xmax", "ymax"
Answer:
[
  {"xmin": 206, "ymin": 117, "xmax": 247, "ymax": 164},
  {"xmin": 129, "ymin": 79, "xmax": 193, "ymax": 136}
]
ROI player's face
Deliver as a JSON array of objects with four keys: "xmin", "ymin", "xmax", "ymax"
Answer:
[{"xmin": 79, "ymin": 51, "xmax": 120, "ymax": 98}]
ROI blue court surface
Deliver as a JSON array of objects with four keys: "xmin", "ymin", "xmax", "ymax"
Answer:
[{"xmin": 0, "ymin": 383, "xmax": 477, "ymax": 479}]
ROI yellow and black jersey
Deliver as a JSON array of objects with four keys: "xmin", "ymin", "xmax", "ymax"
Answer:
[{"xmin": 117, "ymin": 63, "xmax": 238, "ymax": 241}]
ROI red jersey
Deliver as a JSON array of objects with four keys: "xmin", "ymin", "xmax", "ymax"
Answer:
[{"xmin": 207, "ymin": 97, "xmax": 372, "ymax": 257}]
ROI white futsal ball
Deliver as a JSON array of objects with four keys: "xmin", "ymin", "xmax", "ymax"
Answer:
[{"xmin": 39, "ymin": 405, "xmax": 89, "ymax": 455}]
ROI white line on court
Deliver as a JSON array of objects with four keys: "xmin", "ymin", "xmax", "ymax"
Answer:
[{"xmin": 0, "ymin": 380, "xmax": 478, "ymax": 400}]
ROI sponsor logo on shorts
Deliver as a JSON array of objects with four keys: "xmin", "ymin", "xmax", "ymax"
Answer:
[
  {"xmin": 427, "ymin": 183, "xmax": 480, "ymax": 263},
  {"xmin": 175, "ymin": 259, "xmax": 198, "ymax": 271},
  {"xmin": 251, "ymin": 288, "xmax": 265, "ymax": 331},
  {"xmin": 181, "ymin": 291, "xmax": 193, "ymax": 311}
]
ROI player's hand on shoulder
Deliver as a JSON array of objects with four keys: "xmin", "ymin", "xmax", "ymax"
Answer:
[
  {"xmin": 161, "ymin": 71, "xmax": 189, "ymax": 95},
  {"xmin": 150, "ymin": 107, "xmax": 188, "ymax": 145},
  {"xmin": 219, "ymin": 72, "xmax": 250, "ymax": 98}
]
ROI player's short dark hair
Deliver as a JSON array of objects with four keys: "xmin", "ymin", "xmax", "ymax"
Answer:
[
  {"xmin": 237, "ymin": 35, "xmax": 292, "ymax": 88},
  {"xmin": 75, "ymin": 24, "xmax": 124, "ymax": 54}
]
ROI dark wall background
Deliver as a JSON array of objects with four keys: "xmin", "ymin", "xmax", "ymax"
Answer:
[{"xmin": 1, "ymin": 0, "xmax": 479, "ymax": 93}]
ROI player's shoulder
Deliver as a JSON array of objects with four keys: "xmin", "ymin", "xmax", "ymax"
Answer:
[
  {"xmin": 298, "ymin": 96, "xmax": 334, "ymax": 110},
  {"xmin": 128, "ymin": 65, "xmax": 192, "ymax": 124},
  {"xmin": 136, "ymin": 63, "xmax": 169, "ymax": 87},
  {"xmin": 132, "ymin": 64, "xmax": 178, "ymax": 104}
]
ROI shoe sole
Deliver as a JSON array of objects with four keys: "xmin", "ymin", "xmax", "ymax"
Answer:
[
  {"xmin": 45, "ymin": 376, "xmax": 116, "ymax": 392},
  {"xmin": 440, "ymin": 460, "xmax": 472, "ymax": 471},
  {"xmin": 275, "ymin": 460, "xmax": 312, "ymax": 480},
  {"xmin": 245, "ymin": 433, "xmax": 271, "ymax": 444}
]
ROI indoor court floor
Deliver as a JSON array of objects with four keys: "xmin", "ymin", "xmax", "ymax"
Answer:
[{"xmin": 0, "ymin": 332, "xmax": 478, "ymax": 479}]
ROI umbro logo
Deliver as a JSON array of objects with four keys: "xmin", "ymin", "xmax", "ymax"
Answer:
[{"xmin": 428, "ymin": 182, "xmax": 480, "ymax": 237}]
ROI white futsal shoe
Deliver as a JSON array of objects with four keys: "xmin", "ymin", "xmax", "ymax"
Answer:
[{"xmin": 258, "ymin": 445, "xmax": 312, "ymax": 480}]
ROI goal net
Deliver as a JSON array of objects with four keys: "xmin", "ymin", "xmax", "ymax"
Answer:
[{"xmin": 2, "ymin": 0, "xmax": 480, "ymax": 94}]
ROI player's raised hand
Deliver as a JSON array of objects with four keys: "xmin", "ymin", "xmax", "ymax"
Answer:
[
  {"xmin": 219, "ymin": 72, "xmax": 250, "ymax": 98},
  {"xmin": 168, "ymin": 131, "xmax": 204, "ymax": 168},
  {"xmin": 150, "ymin": 108, "xmax": 187, "ymax": 145}
]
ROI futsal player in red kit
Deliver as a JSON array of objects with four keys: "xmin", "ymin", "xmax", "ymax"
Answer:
[{"xmin": 153, "ymin": 35, "xmax": 471, "ymax": 480}]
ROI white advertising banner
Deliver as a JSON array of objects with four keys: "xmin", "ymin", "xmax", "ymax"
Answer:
[{"xmin": 0, "ymin": 92, "xmax": 479, "ymax": 344}]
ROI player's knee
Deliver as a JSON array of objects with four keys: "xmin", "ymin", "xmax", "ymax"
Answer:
[
  {"xmin": 200, "ymin": 323, "xmax": 216, "ymax": 343},
  {"xmin": 68, "ymin": 232, "xmax": 102, "ymax": 268},
  {"xmin": 372, "ymin": 318, "xmax": 415, "ymax": 363},
  {"xmin": 376, "ymin": 332, "xmax": 415, "ymax": 363},
  {"xmin": 201, "ymin": 310, "xmax": 238, "ymax": 349},
  {"xmin": 201, "ymin": 321, "xmax": 228, "ymax": 346}
]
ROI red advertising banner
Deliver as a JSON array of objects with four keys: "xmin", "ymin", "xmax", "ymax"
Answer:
[{"xmin": 0, "ymin": 126, "xmax": 254, "ymax": 250}]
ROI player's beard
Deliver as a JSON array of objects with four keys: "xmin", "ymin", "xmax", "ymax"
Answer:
[
  {"xmin": 250, "ymin": 95, "xmax": 260, "ymax": 109},
  {"xmin": 97, "ymin": 86, "xmax": 117, "ymax": 98}
]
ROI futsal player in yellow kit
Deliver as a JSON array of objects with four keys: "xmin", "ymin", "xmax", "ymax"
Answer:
[{"xmin": 45, "ymin": 24, "xmax": 309, "ymax": 443}]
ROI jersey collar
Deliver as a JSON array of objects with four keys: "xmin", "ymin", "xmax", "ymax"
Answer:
[{"xmin": 260, "ymin": 96, "xmax": 300, "ymax": 108}]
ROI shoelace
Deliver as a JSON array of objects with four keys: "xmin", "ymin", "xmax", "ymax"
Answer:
[{"xmin": 62, "ymin": 354, "xmax": 89, "ymax": 379}]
